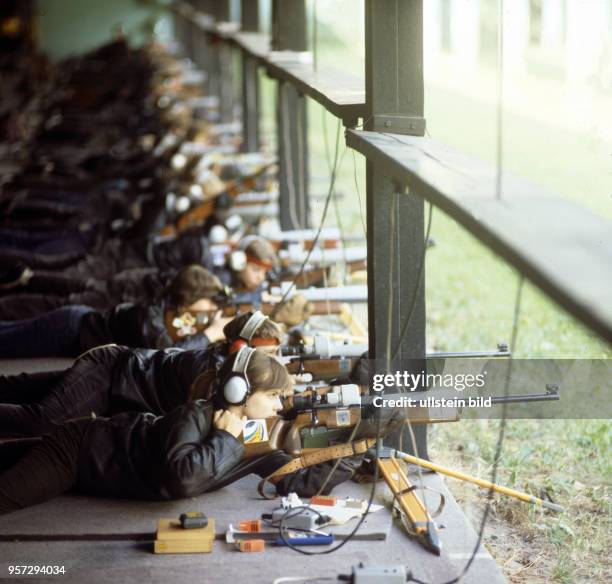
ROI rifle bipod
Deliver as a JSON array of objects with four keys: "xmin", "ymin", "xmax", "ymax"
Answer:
[
  {"xmin": 392, "ymin": 450, "xmax": 564, "ymax": 513},
  {"xmin": 367, "ymin": 443, "xmax": 564, "ymax": 555},
  {"xmin": 375, "ymin": 449, "xmax": 443, "ymax": 556}
]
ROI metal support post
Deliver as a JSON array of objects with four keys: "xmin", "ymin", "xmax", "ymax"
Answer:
[
  {"xmin": 272, "ymin": 0, "xmax": 309, "ymax": 229},
  {"xmin": 191, "ymin": 0, "xmax": 215, "ymax": 92},
  {"xmin": 364, "ymin": 0, "xmax": 428, "ymax": 457},
  {"xmin": 213, "ymin": 0, "xmax": 235, "ymax": 123},
  {"xmin": 240, "ymin": 0, "xmax": 261, "ymax": 151}
]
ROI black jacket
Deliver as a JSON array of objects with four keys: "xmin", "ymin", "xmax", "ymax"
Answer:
[
  {"xmin": 149, "ymin": 228, "xmax": 214, "ymax": 273},
  {"xmin": 0, "ymin": 344, "xmax": 228, "ymax": 439},
  {"xmin": 78, "ymin": 301, "xmax": 212, "ymax": 352},
  {"xmin": 75, "ymin": 400, "xmax": 244, "ymax": 500},
  {"xmin": 107, "ymin": 344, "xmax": 226, "ymax": 415},
  {"xmin": 0, "ymin": 268, "xmax": 175, "ymax": 321},
  {"xmin": 74, "ymin": 400, "xmax": 363, "ymax": 501}
]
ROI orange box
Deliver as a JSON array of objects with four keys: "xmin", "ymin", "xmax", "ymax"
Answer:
[
  {"xmin": 236, "ymin": 539, "xmax": 265, "ymax": 553},
  {"xmin": 311, "ymin": 495, "xmax": 337, "ymax": 506}
]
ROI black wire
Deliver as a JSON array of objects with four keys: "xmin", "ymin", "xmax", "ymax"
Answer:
[
  {"xmin": 432, "ymin": 275, "xmax": 524, "ymax": 584},
  {"xmin": 275, "ymin": 406, "xmax": 383, "ymax": 556},
  {"xmin": 407, "ymin": 575, "xmax": 429, "ymax": 584},
  {"xmin": 390, "ymin": 199, "xmax": 433, "ymax": 365},
  {"xmin": 380, "ymin": 194, "xmax": 522, "ymax": 582},
  {"xmin": 322, "ymin": 108, "xmax": 349, "ymax": 281},
  {"xmin": 398, "ymin": 276, "xmax": 524, "ymax": 584},
  {"xmin": 270, "ymin": 119, "xmax": 342, "ymax": 319}
]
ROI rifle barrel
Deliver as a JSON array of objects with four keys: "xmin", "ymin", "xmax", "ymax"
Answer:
[{"xmin": 490, "ymin": 392, "xmax": 559, "ymax": 404}]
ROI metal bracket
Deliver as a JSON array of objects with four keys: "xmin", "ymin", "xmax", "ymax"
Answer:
[{"xmin": 371, "ymin": 114, "xmax": 426, "ymax": 135}]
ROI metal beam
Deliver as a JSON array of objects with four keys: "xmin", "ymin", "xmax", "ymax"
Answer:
[
  {"xmin": 271, "ymin": 0, "xmax": 307, "ymax": 51},
  {"xmin": 241, "ymin": 0, "xmax": 259, "ymax": 32},
  {"xmin": 190, "ymin": 0, "xmax": 216, "ymax": 92},
  {"xmin": 348, "ymin": 129, "xmax": 612, "ymax": 344},
  {"xmin": 365, "ymin": 0, "xmax": 425, "ymax": 136},
  {"xmin": 273, "ymin": 0, "xmax": 309, "ymax": 229},
  {"xmin": 214, "ymin": 0, "xmax": 234, "ymax": 123},
  {"xmin": 365, "ymin": 0, "xmax": 428, "ymax": 457},
  {"xmin": 212, "ymin": 0, "xmax": 231, "ymax": 22},
  {"xmin": 241, "ymin": 0, "xmax": 261, "ymax": 151}
]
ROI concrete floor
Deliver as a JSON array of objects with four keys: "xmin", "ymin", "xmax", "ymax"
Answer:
[{"xmin": 0, "ymin": 358, "xmax": 506, "ymax": 583}]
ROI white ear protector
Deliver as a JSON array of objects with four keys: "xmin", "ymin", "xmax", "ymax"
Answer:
[
  {"xmin": 209, "ymin": 224, "xmax": 228, "ymax": 244},
  {"xmin": 229, "ymin": 249, "xmax": 247, "ymax": 272},
  {"xmin": 222, "ymin": 346, "xmax": 256, "ymax": 405},
  {"xmin": 239, "ymin": 311, "xmax": 269, "ymax": 341},
  {"xmin": 229, "ymin": 235, "xmax": 271, "ymax": 272}
]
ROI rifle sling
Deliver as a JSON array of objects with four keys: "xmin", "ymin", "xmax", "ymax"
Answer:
[{"xmin": 257, "ymin": 438, "xmax": 376, "ymax": 500}]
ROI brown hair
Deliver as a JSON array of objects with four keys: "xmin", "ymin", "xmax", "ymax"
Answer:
[
  {"xmin": 223, "ymin": 312, "xmax": 283, "ymax": 344},
  {"xmin": 189, "ymin": 350, "xmax": 292, "ymax": 402},
  {"xmin": 243, "ymin": 236, "xmax": 278, "ymax": 267},
  {"xmin": 165, "ymin": 265, "xmax": 223, "ymax": 309}
]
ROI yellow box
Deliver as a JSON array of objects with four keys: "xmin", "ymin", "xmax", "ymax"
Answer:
[
  {"xmin": 156, "ymin": 518, "xmax": 215, "ymax": 541},
  {"xmin": 154, "ymin": 539, "xmax": 213, "ymax": 554}
]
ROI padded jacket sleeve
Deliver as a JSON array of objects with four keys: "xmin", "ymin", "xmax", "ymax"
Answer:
[{"xmin": 151, "ymin": 401, "xmax": 245, "ymax": 498}]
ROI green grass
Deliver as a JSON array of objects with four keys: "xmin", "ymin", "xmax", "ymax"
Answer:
[
  {"xmin": 430, "ymin": 419, "xmax": 612, "ymax": 583},
  {"xmin": 254, "ymin": 19, "xmax": 612, "ymax": 581}
]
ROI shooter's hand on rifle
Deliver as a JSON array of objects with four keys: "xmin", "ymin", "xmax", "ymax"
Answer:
[
  {"xmin": 204, "ymin": 310, "xmax": 233, "ymax": 342},
  {"xmin": 213, "ymin": 409, "xmax": 247, "ymax": 438}
]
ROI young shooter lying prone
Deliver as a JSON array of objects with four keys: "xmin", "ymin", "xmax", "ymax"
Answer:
[
  {"xmin": 0, "ymin": 265, "xmax": 230, "ymax": 358},
  {"xmin": 0, "ymin": 311, "xmax": 281, "ymax": 439},
  {"xmin": 0, "ymin": 349, "xmax": 363, "ymax": 515}
]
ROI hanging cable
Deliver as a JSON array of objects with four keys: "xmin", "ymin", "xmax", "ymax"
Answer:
[
  {"xmin": 312, "ymin": 0, "xmax": 318, "ymax": 72},
  {"xmin": 270, "ymin": 118, "xmax": 342, "ymax": 317},
  {"xmin": 322, "ymin": 107, "xmax": 349, "ymax": 283},
  {"xmin": 496, "ymin": 0, "xmax": 505, "ymax": 201},
  {"xmin": 394, "ymin": 1, "xmax": 518, "ymax": 581},
  {"xmin": 296, "ymin": 92, "xmax": 308, "ymax": 228},
  {"xmin": 352, "ymin": 149, "xmax": 367, "ymax": 238},
  {"xmin": 385, "ymin": 194, "xmax": 433, "ymax": 515}
]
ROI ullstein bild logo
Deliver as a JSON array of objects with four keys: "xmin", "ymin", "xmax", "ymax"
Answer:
[{"xmin": 372, "ymin": 395, "xmax": 493, "ymax": 408}]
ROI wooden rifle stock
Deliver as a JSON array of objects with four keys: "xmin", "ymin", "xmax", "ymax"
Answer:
[
  {"xmin": 242, "ymin": 408, "xmax": 364, "ymax": 459},
  {"xmin": 221, "ymin": 300, "xmax": 345, "ymax": 318},
  {"xmin": 174, "ymin": 162, "xmax": 275, "ymax": 232},
  {"xmin": 242, "ymin": 392, "xmax": 459, "ymax": 460},
  {"xmin": 271, "ymin": 258, "xmax": 367, "ymax": 289}
]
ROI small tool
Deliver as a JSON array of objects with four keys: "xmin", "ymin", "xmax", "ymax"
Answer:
[{"xmin": 179, "ymin": 512, "xmax": 208, "ymax": 529}]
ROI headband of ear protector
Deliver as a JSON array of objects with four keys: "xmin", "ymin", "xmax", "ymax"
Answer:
[
  {"xmin": 228, "ymin": 311, "xmax": 271, "ymax": 355},
  {"xmin": 222, "ymin": 346, "xmax": 256, "ymax": 405},
  {"xmin": 229, "ymin": 235, "xmax": 270, "ymax": 272},
  {"xmin": 240, "ymin": 310, "xmax": 269, "ymax": 341}
]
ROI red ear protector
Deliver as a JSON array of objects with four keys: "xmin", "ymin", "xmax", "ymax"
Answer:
[
  {"xmin": 228, "ymin": 339, "xmax": 248, "ymax": 354},
  {"xmin": 250, "ymin": 338, "xmax": 280, "ymax": 348},
  {"xmin": 228, "ymin": 337, "xmax": 279, "ymax": 355},
  {"xmin": 228, "ymin": 311, "xmax": 275, "ymax": 354}
]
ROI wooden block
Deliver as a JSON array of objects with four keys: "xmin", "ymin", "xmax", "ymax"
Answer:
[
  {"xmin": 154, "ymin": 539, "xmax": 213, "ymax": 554},
  {"xmin": 156, "ymin": 518, "xmax": 215, "ymax": 541}
]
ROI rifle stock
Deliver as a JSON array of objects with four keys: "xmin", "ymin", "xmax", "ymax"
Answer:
[
  {"xmin": 242, "ymin": 394, "xmax": 460, "ymax": 459},
  {"xmin": 222, "ymin": 300, "xmax": 345, "ymax": 318}
]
